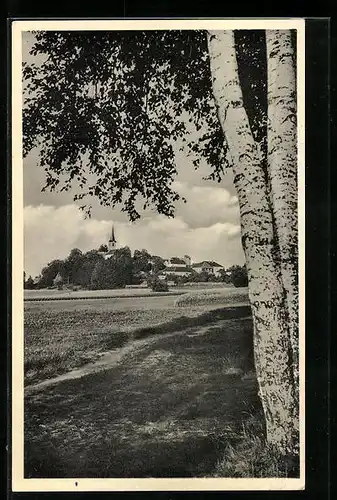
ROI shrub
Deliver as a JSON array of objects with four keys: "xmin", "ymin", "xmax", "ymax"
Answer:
[
  {"xmin": 24, "ymin": 276, "xmax": 35, "ymax": 290},
  {"xmin": 229, "ymin": 265, "xmax": 248, "ymax": 287},
  {"xmin": 151, "ymin": 280, "xmax": 169, "ymax": 292}
]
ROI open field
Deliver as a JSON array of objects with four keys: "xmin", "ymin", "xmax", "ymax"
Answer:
[
  {"xmin": 24, "ymin": 289, "xmax": 248, "ymax": 385},
  {"xmin": 25, "ymin": 302, "xmax": 262, "ymax": 478},
  {"xmin": 24, "ymin": 289, "xmax": 297, "ymax": 478},
  {"xmin": 24, "ymin": 283, "xmax": 232, "ymax": 301}
]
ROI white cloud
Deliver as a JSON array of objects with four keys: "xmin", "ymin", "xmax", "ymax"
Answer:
[
  {"xmin": 24, "ymin": 204, "xmax": 244, "ymax": 277},
  {"xmin": 23, "ymin": 143, "xmax": 238, "ymax": 223},
  {"xmin": 24, "ymin": 205, "xmax": 111, "ymax": 277},
  {"xmin": 172, "ymin": 180, "xmax": 239, "ymax": 229}
]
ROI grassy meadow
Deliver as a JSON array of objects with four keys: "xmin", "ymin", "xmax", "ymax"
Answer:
[
  {"xmin": 24, "ymin": 288, "xmax": 248, "ymax": 385},
  {"xmin": 25, "ymin": 295, "xmax": 187, "ymax": 385},
  {"xmin": 24, "ymin": 288, "xmax": 298, "ymax": 478}
]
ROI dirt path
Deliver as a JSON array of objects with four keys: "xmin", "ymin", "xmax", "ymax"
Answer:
[
  {"xmin": 25, "ymin": 329, "xmax": 183, "ymax": 394},
  {"xmin": 24, "ymin": 315, "xmax": 260, "ymax": 478}
]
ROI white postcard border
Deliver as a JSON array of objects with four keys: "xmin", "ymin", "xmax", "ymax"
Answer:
[{"xmin": 11, "ymin": 18, "xmax": 306, "ymax": 492}]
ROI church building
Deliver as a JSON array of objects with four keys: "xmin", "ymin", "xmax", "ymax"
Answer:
[{"xmin": 103, "ymin": 224, "xmax": 117, "ymax": 260}]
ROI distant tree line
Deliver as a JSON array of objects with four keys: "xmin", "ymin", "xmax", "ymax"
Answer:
[
  {"xmin": 165, "ymin": 265, "xmax": 248, "ymax": 287},
  {"xmin": 24, "ymin": 247, "xmax": 165, "ymax": 290},
  {"xmin": 24, "ymin": 246, "xmax": 247, "ymax": 290}
]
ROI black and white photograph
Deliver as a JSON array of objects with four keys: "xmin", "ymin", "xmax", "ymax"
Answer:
[{"xmin": 11, "ymin": 19, "xmax": 305, "ymax": 491}]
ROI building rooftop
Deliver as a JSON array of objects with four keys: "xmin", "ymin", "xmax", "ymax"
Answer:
[
  {"xmin": 169, "ymin": 257, "xmax": 187, "ymax": 265},
  {"xmin": 209, "ymin": 261, "xmax": 223, "ymax": 267},
  {"xmin": 192, "ymin": 261, "xmax": 223, "ymax": 268},
  {"xmin": 53, "ymin": 272, "xmax": 63, "ymax": 284}
]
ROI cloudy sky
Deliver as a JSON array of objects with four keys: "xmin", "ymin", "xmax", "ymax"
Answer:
[{"xmin": 22, "ymin": 32, "xmax": 245, "ymax": 278}]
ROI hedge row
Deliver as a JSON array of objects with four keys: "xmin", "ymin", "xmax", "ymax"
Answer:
[{"xmin": 174, "ymin": 288, "xmax": 249, "ymax": 307}]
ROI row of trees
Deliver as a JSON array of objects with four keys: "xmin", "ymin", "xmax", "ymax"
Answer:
[
  {"xmin": 25, "ymin": 247, "xmax": 165, "ymax": 290},
  {"xmin": 165, "ymin": 265, "xmax": 248, "ymax": 287},
  {"xmin": 24, "ymin": 247, "xmax": 247, "ymax": 290}
]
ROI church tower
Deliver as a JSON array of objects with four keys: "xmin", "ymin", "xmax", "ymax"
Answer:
[{"xmin": 108, "ymin": 224, "xmax": 117, "ymax": 252}]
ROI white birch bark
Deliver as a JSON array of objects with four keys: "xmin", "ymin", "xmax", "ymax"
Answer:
[
  {"xmin": 207, "ymin": 30, "xmax": 298, "ymax": 454},
  {"xmin": 266, "ymin": 30, "xmax": 299, "ymax": 401}
]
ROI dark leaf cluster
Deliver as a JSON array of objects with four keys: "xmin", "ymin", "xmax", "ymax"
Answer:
[{"xmin": 23, "ymin": 30, "xmax": 227, "ymax": 220}]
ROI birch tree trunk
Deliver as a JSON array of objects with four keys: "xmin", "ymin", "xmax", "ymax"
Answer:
[
  {"xmin": 207, "ymin": 30, "xmax": 298, "ymax": 454},
  {"xmin": 266, "ymin": 30, "xmax": 299, "ymax": 405}
]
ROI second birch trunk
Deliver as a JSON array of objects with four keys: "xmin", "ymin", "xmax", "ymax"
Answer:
[
  {"xmin": 207, "ymin": 30, "xmax": 298, "ymax": 454},
  {"xmin": 266, "ymin": 30, "xmax": 299, "ymax": 408}
]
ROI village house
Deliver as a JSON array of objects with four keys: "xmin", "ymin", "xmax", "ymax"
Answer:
[
  {"xmin": 160, "ymin": 255, "xmax": 193, "ymax": 279},
  {"xmin": 161, "ymin": 266, "xmax": 194, "ymax": 279},
  {"xmin": 53, "ymin": 272, "xmax": 64, "ymax": 287},
  {"xmin": 191, "ymin": 261, "xmax": 224, "ymax": 277},
  {"xmin": 163, "ymin": 255, "xmax": 191, "ymax": 267}
]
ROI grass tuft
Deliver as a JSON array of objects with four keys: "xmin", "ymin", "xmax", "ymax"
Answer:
[
  {"xmin": 212, "ymin": 414, "xmax": 299, "ymax": 478},
  {"xmin": 221, "ymin": 352, "xmax": 246, "ymax": 376}
]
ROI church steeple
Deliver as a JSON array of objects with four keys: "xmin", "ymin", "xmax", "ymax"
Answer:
[{"xmin": 108, "ymin": 224, "xmax": 116, "ymax": 251}]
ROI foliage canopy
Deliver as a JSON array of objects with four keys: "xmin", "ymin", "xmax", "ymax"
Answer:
[{"xmin": 23, "ymin": 30, "xmax": 267, "ymax": 220}]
